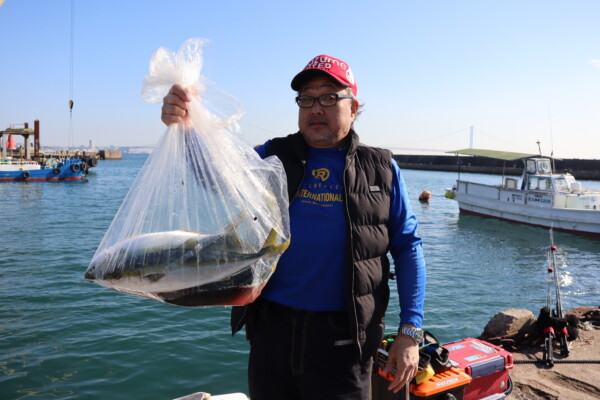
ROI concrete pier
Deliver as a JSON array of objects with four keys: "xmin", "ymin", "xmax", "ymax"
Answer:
[
  {"xmin": 393, "ymin": 154, "xmax": 600, "ymax": 180},
  {"xmin": 98, "ymin": 150, "xmax": 122, "ymax": 160}
]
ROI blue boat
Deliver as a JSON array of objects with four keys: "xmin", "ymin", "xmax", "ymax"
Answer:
[
  {"xmin": 1, "ymin": 120, "xmax": 92, "ymax": 182},
  {"xmin": 0, "ymin": 157, "xmax": 85, "ymax": 181}
]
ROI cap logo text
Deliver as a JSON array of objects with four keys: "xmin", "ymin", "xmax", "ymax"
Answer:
[{"xmin": 305, "ymin": 56, "xmax": 348, "ymax": 71}]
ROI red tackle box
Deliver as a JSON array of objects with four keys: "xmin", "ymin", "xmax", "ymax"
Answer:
[
  {"xmin": 373, "ymin": 343, "xmax": 472, "ymax": 400},
  {"xmin": 444, "ymin": 338, "xmax": 513, "ymax": 400},
  {"xmin": 372, "ymin": 365, "xmax": 472, "ymax": 400}
]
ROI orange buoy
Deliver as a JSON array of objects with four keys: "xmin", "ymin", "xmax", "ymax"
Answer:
[{"xmin": 418, "ymin": 190, "xmax": 431, "ymax": 202}]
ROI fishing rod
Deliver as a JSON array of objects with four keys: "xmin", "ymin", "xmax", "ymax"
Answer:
[
  {"xmin": 550, "ymin": 229, "xmax": 569, "ymax": 358},
  {"xmin": 514, "ymin": 230, "xmax": 600, "ymax": 367},
  {"xmin": 542, "ymin": 228, "xmax": 569, "ymax": 367}
]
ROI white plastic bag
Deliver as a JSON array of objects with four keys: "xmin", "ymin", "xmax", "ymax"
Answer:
[{"xmin": 84, "ymin": 39, "xmax": 290, "ymax": 306}]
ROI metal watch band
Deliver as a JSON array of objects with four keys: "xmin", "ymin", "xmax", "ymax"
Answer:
[{"xmin": 399, "ymin": 326, "xmax": 424, "ymax": 344}]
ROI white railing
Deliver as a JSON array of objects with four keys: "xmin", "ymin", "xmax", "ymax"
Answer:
[
  {"xmin": 0, "ymin": 159, "xmax": 41, "ymax": 171},
  {"xmin": 0, "ymin": 160, "xmax": 39, "ymax": 166}
]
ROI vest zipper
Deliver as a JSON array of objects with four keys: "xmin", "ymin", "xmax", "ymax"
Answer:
[
  {"xmin": 343, "ymin": 151, "xmax": 362, "ymax": 357},
  {"xmin": 289, "ymin": 159, "xmax": 306, "ymax": 206}
]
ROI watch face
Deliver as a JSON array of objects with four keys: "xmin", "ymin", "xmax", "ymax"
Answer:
[{"xmin": 414, "ymin": 329, "xmax": 424, "ymax": 342}]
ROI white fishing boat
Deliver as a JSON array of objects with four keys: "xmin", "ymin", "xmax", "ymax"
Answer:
[{"xmin": 445, "ymin": 149, "xmax": 600, "ymax": 238}]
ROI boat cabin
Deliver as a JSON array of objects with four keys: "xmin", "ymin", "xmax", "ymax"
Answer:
[{"xmin": 519, "ymin": 158, "xmax": 578, "ymax": 193}]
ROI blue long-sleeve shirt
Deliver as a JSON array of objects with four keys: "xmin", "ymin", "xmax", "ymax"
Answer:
[{"xmin": 255, "ymin": 140, "xmax": 425, "ymax": 328}]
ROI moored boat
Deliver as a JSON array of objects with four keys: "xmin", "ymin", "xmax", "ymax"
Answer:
[
  {"xmin": 0, "ymin": 157, "xmax": 85, "ymax": 181},
  {"xmin": 445, "ymin": 149, "xmax": 600, "ymax": 237},
  {"xmin": 1, "ymin": 120, "xmax": 92, "ymax": 181}
]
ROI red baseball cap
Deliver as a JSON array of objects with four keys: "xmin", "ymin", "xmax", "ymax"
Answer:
[{"xmin": 291, "ymin": 54, "xmax": 357, "ymax": 96}]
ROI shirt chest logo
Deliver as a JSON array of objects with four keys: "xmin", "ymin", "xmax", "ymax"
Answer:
[{"xmin": 312, "ymin": 168, "xmax": 330, "ymax": 182}]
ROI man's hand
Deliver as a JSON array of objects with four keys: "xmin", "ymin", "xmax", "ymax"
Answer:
[
  {"xmin": 383, "ymin": 333, "xmax": 419, "ymax": 393},
  {"xmin": 161, "ymin": 84, "xmax": 191, "ymax": 126}
]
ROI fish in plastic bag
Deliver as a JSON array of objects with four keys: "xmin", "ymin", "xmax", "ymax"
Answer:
[{"xmin": 84, "ymin": 38, "xmax": 290, "ymax": 306}]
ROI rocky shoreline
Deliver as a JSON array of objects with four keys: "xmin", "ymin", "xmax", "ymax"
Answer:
[{"xmin": 479, "ymin": 307, "xmax": 600, "ymax": 399}]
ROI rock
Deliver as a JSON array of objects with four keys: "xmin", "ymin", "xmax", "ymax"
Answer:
[
  {"xmin": 483, "ymin": 307, "xmax": 600, "ymax": 399},
  {"xmin": 480, "ymin": 308, "xmax": 536, "ymax": 340},
  {"xmin": 509, "ymin": 329, "xmax": 600, "ymax": 400}
]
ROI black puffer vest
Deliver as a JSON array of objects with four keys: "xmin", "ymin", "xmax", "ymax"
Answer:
[{"xmin": 231, "ymin": 131, "xmax": 393, "ymax": 355}]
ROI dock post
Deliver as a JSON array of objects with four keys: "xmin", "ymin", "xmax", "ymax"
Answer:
[
  {"xmin": 34, "ymin": 120, "xmax": 40, "ymax": 158},
  {"xmin": 23, "ymin": 122, "xmax": 30, "ymax": 160}
]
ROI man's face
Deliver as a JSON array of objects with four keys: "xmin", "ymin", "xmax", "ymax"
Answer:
[{"xmin": 297, "ymin": 76, "xmax": 358, "ymax": 148}]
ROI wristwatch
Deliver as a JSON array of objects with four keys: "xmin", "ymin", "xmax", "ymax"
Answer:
[{"xmin": 399, "ymin": 326, "xmax": 424, "ymax": 344}]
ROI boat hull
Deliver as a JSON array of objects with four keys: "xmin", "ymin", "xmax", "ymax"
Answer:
[
  {"xmin": 458, "ymin": 207, "xmax": 600, "ymax": 238},
  {"xmin": 0, "ymin": 160, "xmax": 84, "ymax": 181},
  {"xmin": 454, "ymin": 181, "xmax": 600, "ymax": 237}
]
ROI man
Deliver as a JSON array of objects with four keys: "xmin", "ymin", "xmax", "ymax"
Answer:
[{"xmin": 162, "ymin": 54, "xmax": 426, "ymax": 400}]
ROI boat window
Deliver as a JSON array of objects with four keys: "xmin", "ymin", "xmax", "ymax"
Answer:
[
  {"xmin": 539, "ymin": 178, "xmax": 551, "ymax": 191},
  {"xmin": 526, "ymin": 160, "xmax": 537, "ymax": 173},
  {"xmin": 528, "ymin": 176, "xmax": 539, "ymax": 190},
  {"xmin": 538, "ymin": 160, "xmax": 552, "ymax": 173},
  {"xmin": 554, "ymin": 177, "xmax": 570, "ymax": 192}
]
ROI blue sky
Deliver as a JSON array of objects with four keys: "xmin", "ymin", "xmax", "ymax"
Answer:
[{"xmin": 1, "ymin": 0, "xmax": 599, "ymax": 159}]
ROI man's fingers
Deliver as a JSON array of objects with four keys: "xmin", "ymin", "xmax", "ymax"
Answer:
[
  {"xmin": 385, "ymin": 357, "xmax": 406, "ymax": 392},
  {"xmin": 388, "ymin": 369, "xmax": 409, "ymax": 393},
  {"xmin": 161, "ymin": 103, "xmax": 186, "ymax": 125},
  {"xmin": 161, "ymin": 113, "xmax": 180, "ymax": 126},
  {"xmin": 384, "ymin": 334, "xmax": 420, "ymax": 393},
  {"xmin": 162, "ymin": 102, "xmax": 188, "ymax": 118},
  {"xmin": 161, "ymin": 85, "xmax": 191, "ymax": 126},
  {"xmin": 163, "ymin": 93, "xmax": 189, "ymax": 113},
  {"xmin": 385, "ymin": 353, "xmax": 418, "ymax": 393},
  {"xmin": 169, "ymin": 84, "xmax": 190, "ymax": 102}
]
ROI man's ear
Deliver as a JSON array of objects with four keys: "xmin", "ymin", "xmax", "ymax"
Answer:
[{"xmin": 351, "ymin": 99, "xmax": 359, "ymax": 119}]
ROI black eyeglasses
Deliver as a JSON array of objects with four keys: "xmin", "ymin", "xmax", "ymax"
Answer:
[{"xmin": 295, "ymin": 93, "xmax": 353, "ymax": 108}]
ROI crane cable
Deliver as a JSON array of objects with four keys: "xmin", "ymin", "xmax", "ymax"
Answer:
[{"xmin": 68, "ymin": 0, "xmax": 75, "ymax": 148}]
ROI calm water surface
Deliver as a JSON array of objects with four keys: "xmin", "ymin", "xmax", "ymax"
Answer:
[{"xmin": 1, "ymin": 154, "xmax": 599, "ymax": 399}]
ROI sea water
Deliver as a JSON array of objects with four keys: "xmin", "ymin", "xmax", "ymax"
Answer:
[{"xmin": 1, "ymin": 154, "xmax": 599, "ymax": 400}]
